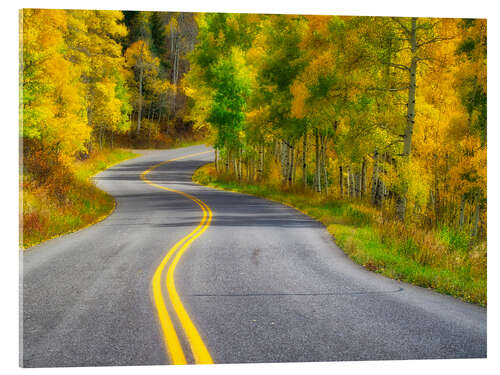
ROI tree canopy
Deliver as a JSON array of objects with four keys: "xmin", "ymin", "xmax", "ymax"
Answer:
[{"xmin": 20, "ymin": 10, "xmax": 487, "ymax": 239}]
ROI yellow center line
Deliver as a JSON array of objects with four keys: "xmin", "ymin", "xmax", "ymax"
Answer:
[
  {"xmin": 166, "ymin": 197, "xmax": 213, "ymax": 364},
  {"xmin": 140, "ymin": 150, "xmax": 214, "ymax": 365}
]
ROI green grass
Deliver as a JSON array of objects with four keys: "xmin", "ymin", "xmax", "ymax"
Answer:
[
  {"xmin": 193, "ymin": 163, "xmax": 486, "ymax": 306},
  {"xmin": 438, "ymin": 225, "xmax": 471, "ymax": 253},
  {"xmin": 21, "ymin": 148, "xmax": 138, "ymax": 249},
  {"xmin": 73, "ymin": 148, "xmax": 138, "ymax": 180}
]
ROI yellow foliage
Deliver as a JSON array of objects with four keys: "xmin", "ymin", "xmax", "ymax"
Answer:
[{"xmin": 21, "ymin": 9, "xmax": 91, "ymax": 164}]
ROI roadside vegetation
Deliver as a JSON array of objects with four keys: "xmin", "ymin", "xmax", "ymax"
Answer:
[
  {"xmin": 21, "ymin": 147, "xmax": 137, "ymax": 249},
  {"xmin": 21, "ymin": 10, "xmax": 205, "ymax": 248},
  {"xmin": 194, "ymin": 163, "xmax": 486, "ymax": 306}
]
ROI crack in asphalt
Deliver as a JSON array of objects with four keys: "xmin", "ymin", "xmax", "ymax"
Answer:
[{"xmin": 186, "ymin": 287, "xmax": 404, "ymax": 297}]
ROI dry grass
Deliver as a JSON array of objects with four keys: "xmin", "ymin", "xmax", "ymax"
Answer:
[{"xmin": 21, "ymin": 148, "xmax": 138, "ymax": 249}]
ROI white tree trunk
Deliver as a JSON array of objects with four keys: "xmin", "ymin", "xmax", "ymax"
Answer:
[
  {"xmin": 136, "ymin": 42, "xmax": 145, "ymax": 135},
  {"xmin": 396, "ymin": 17, "xmax": 418, "ymax": 221}
]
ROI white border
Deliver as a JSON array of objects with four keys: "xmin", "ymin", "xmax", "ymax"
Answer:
[{"xmin": 3, "ymin": 1, "xmax": 498, "ymax": 375}]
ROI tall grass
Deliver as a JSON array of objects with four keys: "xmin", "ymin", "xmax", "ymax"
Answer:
[
  {"xmin": 193, "ymin": 163, "xmax": 486, "ymax": 306},
  {"xmin": 21, "ymin": 148, "xmax": 138, "ymax": 249}
]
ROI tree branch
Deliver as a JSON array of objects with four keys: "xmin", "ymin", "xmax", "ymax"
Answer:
[
  {"xmin": 281, "ymin": 138, "xmax": 293, "ymax": 148},
  {"xmin": 392, "ymin": 46, "xmax": 412, "ymax": 53},
  {"xmin": 417, "ymin": 35, "xmax": 454, "ymax": 48},
  {"xmin": 383, "ymin": 139, "xmax": 404, "ymax": 150},
  {"xmin": 383, "ymin": 62, "xmax": 410, "ymax": 71}
]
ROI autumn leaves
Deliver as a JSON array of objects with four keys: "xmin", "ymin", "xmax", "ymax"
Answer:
[
  {"xmin": 20, "ymin": 10, "xmax": 487, "ymax": 242},
  {"xmin": 184, "ymin": 15, "xmax": 486, "ymax": 237}
]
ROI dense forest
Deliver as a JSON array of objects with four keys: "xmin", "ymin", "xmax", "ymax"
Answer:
[
  {"xmin": 20, "ymin": 10, "xmax": 487, "ymax": 302},
  {"xmin": 20, "ymin": 10, "xmax": 487, "ymax": 236},
  {"xmin": 186, "ymin": 13, "xmax": 486, "ymax": 305},
  {"xmin": 185, "ymin": 14, "xmax": 486, "ymax": 240},
  {"xmin": 20, "ymin": 9, "xmax": 201, "ymax": 246},
  {"xmin": 21, "ymin": 9, "xmax": 200, "ymax": 161}
]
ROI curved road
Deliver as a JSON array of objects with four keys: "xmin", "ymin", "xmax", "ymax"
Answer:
[{"xmin": 21, "ymin": 145, "xmax": 486, "ymax": 367}]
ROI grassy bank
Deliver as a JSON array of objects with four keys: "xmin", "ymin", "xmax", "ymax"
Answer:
[
  {"xmin": 193, "ymin": 163, "xmax": 486, "ymax": 306},
  {"xmin": 21, "ymin": 148, "xmax": 138, "ymax": 249}
]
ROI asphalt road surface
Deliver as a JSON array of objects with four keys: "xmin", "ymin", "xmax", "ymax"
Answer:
[{"xmin": 21, "ymin": 145, "xmax": 487, "ymax": 367}]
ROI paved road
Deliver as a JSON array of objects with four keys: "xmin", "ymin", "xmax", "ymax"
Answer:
[{"xmin": 21, "ymin": 145, "xmax": 487, "ymax": 367}]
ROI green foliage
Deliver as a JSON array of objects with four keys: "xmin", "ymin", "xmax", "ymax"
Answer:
[
  {"xmin": 260, "ymin": 16, "xmax": 306, "ymax": 92},
  {"xmin": 188, "ymin": 13, "xmax": 257, "ymax": 151},
  {"xmin": 149, "ymin": 12, "xmax": 167, "ymax": 57},
  {"xmin": 208, "ymin": 56, "xmax": 251, "ymax": 148},
  {"xmin": 457, "ymin": 38, "xmax": 476, "ymax": 56},
  {"xmin": 114, "ymin": 72, "xmax": 133, "ymax": 133}
]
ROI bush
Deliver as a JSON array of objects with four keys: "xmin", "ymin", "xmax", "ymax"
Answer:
[{"xmin": 21, "ymin": 147, "xmax": 137, "ymax": 248}]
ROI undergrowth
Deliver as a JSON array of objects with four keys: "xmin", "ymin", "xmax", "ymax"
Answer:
[{"xmin": 21, "ymin": 148, "xmax": 138, "ymax": 249}]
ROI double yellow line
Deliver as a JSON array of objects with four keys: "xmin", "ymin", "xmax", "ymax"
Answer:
[{"xmin": 140, "ymin": 151, "xmax": 213, "ymax": 365}]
